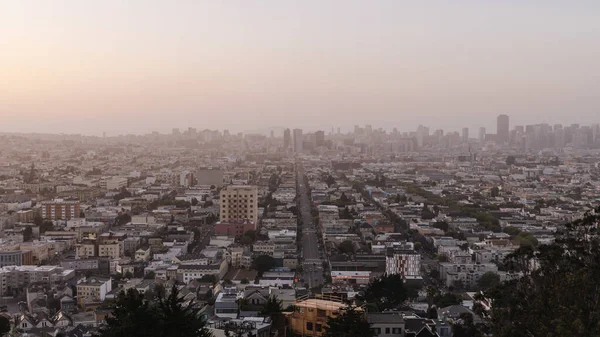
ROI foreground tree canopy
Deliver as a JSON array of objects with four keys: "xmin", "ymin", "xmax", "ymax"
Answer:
[
  {"xmin": 481, "ymin": 206, "xmax": 600, "ymax": 336},
  {"xmin": 97, "ymin": 285, "xmax": 213, "ymax": 337}
]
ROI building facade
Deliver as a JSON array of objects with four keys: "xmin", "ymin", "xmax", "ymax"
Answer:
[
  {"xmin": 41, "ymin": 199, "xmax": 80, "ymax": 220},
  {"xmin": 219, "ymin": 185, "xmax": 258, "ymax": 224}
]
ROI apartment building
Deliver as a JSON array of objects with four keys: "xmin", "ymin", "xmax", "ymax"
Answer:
[
  {"xmin": 287, "ymin": 298, "xmax": 349, "ymax": 337},
  {"xmin": 0, "ymin": 250, "xmax": 33, "ymax": 267},
  {"xmin": 385, "ymin": 246, "xmax": 421, "ymax": 279},
  {"xmin": 98, "ymin": 240, "xmax": 121, "ymax": 260},
  {"xmin": 219, "ymin": 185, "xmax": 258, "ymax": 224},
  {"xmin": 0, "ymin": 266, "xmax": 75, "ymax": 296},
  {"xmin": 41, "ymin": 199, "xmax": 80, "ymax": 220},
  {"xmin": 76, "ymin": 277, "xmax": 112, "ymax": 302}
]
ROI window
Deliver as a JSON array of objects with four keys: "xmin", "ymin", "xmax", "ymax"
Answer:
[
  {"xmin": 315, "ymin": 324, "xmax": 322, "ymax": 332},
  {"xmin": 372, "ymin": 328, "xmax": 381, "ymax": 335},
  {"xmin": 385, "ymin": 328, "xmax": 390, "ymax": 334},
  {"xmin": 392, "ymin": 328, "xmax": 402, "ymax": 334},
  {"xmin": 306, "ymin": 322, "xmax": 313, "ymax": 331}
]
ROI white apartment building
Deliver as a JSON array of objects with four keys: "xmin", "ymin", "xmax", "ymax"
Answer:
[
  {"xmin": 219, "ymin": 185, "xmax": 258, "ymax": 224},
  {"xmin": 253, "ymin": 242, "xmax": 275, "ymax": 255},
  {"xmin": 101, "ymin": 177, "xmax": 128, "ymax": 191},
  {"xmin": 439, "ymin": 262, "xmax": 499, "ymax": 288},
  {"xmin": 76, "ymin": 277, "xmax": 112, "ymax": 302},
  {"xmin": 385, "ymin": 249, "xmax": 421, "ymax": 278},
  {"xmin": 98, "ymin": 240, "xmax": 121, "ymax": 260}
]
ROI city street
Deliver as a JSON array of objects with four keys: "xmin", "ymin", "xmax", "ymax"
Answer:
[{"xmin": 296, "ymin": 164, "xmax": 324, "ymax": 288}]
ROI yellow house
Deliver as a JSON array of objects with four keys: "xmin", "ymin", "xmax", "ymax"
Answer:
[{"xmin": 287, "ymin": 298, "xmax": 350, "ymax": 336}]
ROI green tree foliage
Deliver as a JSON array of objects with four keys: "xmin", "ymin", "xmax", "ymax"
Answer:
[
  {"xmin": 433, "ymin": 221, "xmax": 449, "ymax": 232},
  {"xmin": 359, "ymin": 274, "xmax": 408, "ymax": 311},
  {"xmin": 252, "ymin": 255, "xmax": 276, "ymax": 276},
  {"xmin": 98, "ymin": 286, "xmax": 213, "ymax": 337},
  {"xmin": 338, "ymin": 240, "xmax": 355, "ymax": 254},
  {"xmin": 0, "ymin": 316, "xmax": 11, "ymax": 336},
  {"xmin": 433, "ymin": 292, "xmax": 462, "ymax": 308},
  {"xmin": 40, "ymin": 220, "xmax": 54, "ymax": 234},
  {"xmin": 259, "ymin": 296, "xmax": 282, "ymax": 316},
  {"xmin": 323, "ymin": 306, "xmax": 375, "ymax": 337},
  {"xmin": 23, "ymin": 226, "xmax": 33, "ymax": 242},
  {"xmin": 243, "ymin": 230, "xmax": 256, "ymax": 242},
  {"xmin": 200, "ymin": 274, "xmax": 217, "ymax": 284},
  {"xmin": 505, "ymin": 156, "xmax": 516, "ymax": 166},
  {"xmin": 452, "ymin": 313, "xmax": 483, "ymax": 337},
  {"xmin": 144, "ymin": 271, "xmax": 155, "ymax": 280},
  {"xmin": 477, "ymin": 272, "xmax": 500, "ymax": 290},
  {"xmin": 490, "ymin": 187, "xmax": 500, "ymax": 198},
  {"xmin": 481, "ymin": 207, "xmax": 600, "ymax": 336}
]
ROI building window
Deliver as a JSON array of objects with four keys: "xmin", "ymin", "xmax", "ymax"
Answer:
[
  {"xmin": 306, "ymin": 322, "xmax": 313, "ymax": 331},
  {"xmin": 315, "ymin": 324, "xmax": 322, "ymax": 332},
  {"xmin": 392, "ymin": 328, "xmax": 402, "ymax": 334},
  {"xmin": 385, "ymin": 328, "xmax": 390, "ymax": 334}
]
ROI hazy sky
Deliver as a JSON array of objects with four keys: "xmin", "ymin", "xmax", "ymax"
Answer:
[{"xmin": 1, "ymin": 1, "xmax": 599, "ymax": 136}]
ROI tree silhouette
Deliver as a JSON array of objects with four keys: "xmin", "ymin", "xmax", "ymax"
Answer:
[
  {"xmin": 480, "ymin": 206, "xmax": 600, "ymax": 336},
  {"xmin": 358, "ymin": 274, "xmax": 408, "ymax": 311},
  {"xmin": 97, "ymin": 286, "xmax": 212, "ymax": 337},
  {"xmin": 0, "ymin": 316, "xmax": 10, "ymax": 336},
  {"xmin": 323, "ymin": 306, "xmax": 375, "ymax": 337}
]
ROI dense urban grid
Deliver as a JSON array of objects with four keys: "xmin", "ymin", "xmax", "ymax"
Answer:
[{"xmin": 0, "ymin": 115, "xmax": 599, "ymax": 336}]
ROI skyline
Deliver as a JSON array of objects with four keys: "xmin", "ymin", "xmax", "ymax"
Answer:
[{"xmin": 2, "ymin": 1, "xmax": 600, "ymax": 135}]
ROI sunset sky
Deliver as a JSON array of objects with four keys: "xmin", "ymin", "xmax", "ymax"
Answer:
[{"xmin": 1, "ymin": 1, "xmax": 599, "ymax": 135}]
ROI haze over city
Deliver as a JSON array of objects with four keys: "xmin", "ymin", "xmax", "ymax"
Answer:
[{"xmin": 2, "ymin": 1, "xmax": 599, "ymax": 136}]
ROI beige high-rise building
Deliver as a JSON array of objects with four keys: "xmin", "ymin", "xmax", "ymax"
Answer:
[{"xmin": 219, "ymin": 185, "xmax": 258, "ymax": 224}]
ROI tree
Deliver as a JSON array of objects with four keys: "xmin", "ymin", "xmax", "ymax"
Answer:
[
  {"xmin": 252, "ymin": 255, "xmax": 276, "ymax": 276},
  {"xmin": 97, "ymin": 288, "xmax": 161, "ymax": 337},
  {"xmin": 506, "ymin": 156, "xmax": 516, "ymax": 166},
  {"xmin": 200, "ymin": 274, "xmax": 217, "ymax": 284},
  {"xmin": 259, "ymin": 296, "xmax": 283, "ymax": 316},
  {"xmin": 433, "ymin": 292, "xmax": 462, "ymax": 308},
  {"xmin": 323, "ymin": 306, "xmax": 375, "ymax": 337},
  {"xmin": 433, "ymin": 221, "xmax": 449, "ymax": 232},
  {"xmin": 40, "ymin": 220, "xmax": 54, "ymax": 234},
  {"xmin": 98, "ymin": 286, "xmax": 213, "ymax": 337},
  {"xmin": 490, "ymin": 187, "xmax": 500, "ymax": 198},
  {"xmin": 239, "ymin": 236, "xmax": 253, "ymax": 245},
  {"xmin": 243, "ymin": 230, "xmax": 256, "ymax": 242},
  {"xmin": 452, "ymin": 313, "xmax": 483, "ymax": 337},
  {"xmin": 23, "ymin": 226, "xmax": 33, "ymax": 242},
  {"xmin": 480, "ymin": 207, "xmax": 600, "ymax": 336},
  {"xmin": 340, "ymin": 192, "xmax": 349, "ymax": 203},
  {"xmin": 124, "ymin": 271, "xmax": 133, "ymax": 279},
  {"xmin": 414, "ymin": 242, "xmax": 422, "ymax": 251},
  {"xmin": 240, "ymin": 278, "xmax": 249, "ymax": 284},
  {"xmin": 477, "ymin": 272, "xmax": 500, "ymax": 290},
  {"xmin": 155, "ymin": 285, "xmax": 213, "ymax": 337},
  {"xmin": 359, "ymin": 274, "xmax": 408, "ymax": 311},
  {"xmin": 0, "ymin": 316, "xmax": 10, "ymax": 336},
  {"xmin": 191, "ymin": 198, "xmax": 199, "ymax": 206},
  {"xmin": 144, "ymin": 271, "xmax": 156, "ymax": 280},
  {"xmin": 338, "ymin": 240, "xmax": 355, "ymax": 254},
  {"xmin": 437, "ymin": 254, "xmax": 449, "ymax": 262}
]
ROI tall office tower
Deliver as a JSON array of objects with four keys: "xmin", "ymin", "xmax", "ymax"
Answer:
[
  {"xmin": 219, "ymin": 185, "xmax": 258, "ymax": 225},
  {"xmin": 497, "ymin": 114, "xmax": 510, "ymax": 143},
  {"xmin": 283, "ymin": 128, "xmax": 291, "ymax": 149},
  {"xmin": 478, "ymin": 127, "xmax": 486, "ymax": 143},
  {"xmin": 337, "ymin": 127, "xmax": 341, "ymax": 134},
  {"xmin": 365, "ymin": 124, "xmax": 373, "ymax": 135},
  {"xmin": 293, "ymin": 128, "xmax": 303, "ymax": 153},
  {"xmin": 416, "ymin": 125, "xmax": 429, "ymax": 148},
  {"xmin": 315, "ymin": 130, "xmax": 325, "ymax": 147},
  {"xmin": 270, "ymin": 130, "xmax": 274, "ymax": 138},
  {"xmin": 462, "ymin": 128, "xmax": 469, "ymax": 143},
  {"xmin": 592, "ymin": 124, "xmax": 600, "ymax": 144},
  {"xmin": 554, "ymin": 127, "xmax": 565, "ymax": 148}
]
